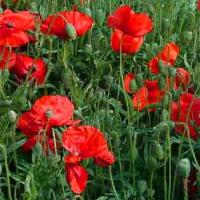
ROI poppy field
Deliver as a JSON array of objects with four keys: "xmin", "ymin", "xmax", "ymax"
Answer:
[{"xmin": 0, "ymin": 0, "xmax": 200, "ymax": 199}]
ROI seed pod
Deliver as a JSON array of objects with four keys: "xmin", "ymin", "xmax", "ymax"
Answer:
[
  {"xmin": 95, "ymin": 9, "xmax": 105, "ymax": 26},
  {"xmin": 177, "ymin": 158, "xmax": 191, "ymax": 178},
  {"xmin": 135, "ymin": 73, "xmax": 144, "ymax": 88},
  {"xmin": 152, "ymin": 143, "xmax": 164, "ymax": 160},
  {"xmin": 137, "ymin": 180, "xmax": 147, "ymax": 195},
  {"xmin": 45, "ymin": 109, "xmax": 53, "ymax": 118},
  {"xmin": 161, "ymin": 109, "xmax": 169, "ymax": 121},
  {"xmin": 66, "ymin": 23, "xmax": 77, "ymax": 40},
  {"xmin": 8, "ymin": 110, "xmax": 17, "ymax": 123}
]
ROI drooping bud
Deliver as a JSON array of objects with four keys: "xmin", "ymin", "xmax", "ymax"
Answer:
[
  {"xmin": 137, "ymin": 180, "xmax": 147, "ymax": 195},
  {"xmin": 177, "ymin": 158, "xmax": 191, "ymax": 178},
  {"xmin": 95, "ymin": 9, "xmax": 105, "ymax": 26},
  {"xmin": 152, "ymin": 142, "xmax": 164, "ymax": 160},
  {"xmin": 66, "ymin": 23, "xmax": 77, "ymax": 40},
  {"xmin": 84, "ymin": 8, "xmax": 92, "ymax": 17},
  {"xmin": 8, "ymin": 110, "xmax": 17, "ymax": 123}
]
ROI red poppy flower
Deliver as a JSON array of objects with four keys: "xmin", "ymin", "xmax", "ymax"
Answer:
[
  {"xmin": 111, "ymin": 29, "xmax": 144, "ymax": 54},
  {"xmin": 107, "ymin": 5, "xmax": 153, "ymax": 37},
  {"xmin": 10, "ymin": 54, "xmax": 47, "ymax": 85},
  {"xmin": 124, "ymin": 73, "xmax": 135, "ymax": 93},
  {"xmin": 0, "ymin": 9, "xmax": 35, "ymax": 47},
  {"xmin": 62, "ymin": 125, "xmax": 115, "ymax": 194},
  {"xmin": 148, "ymin": 42, "xmax": 180, "ymax": 74},
  {"xmin": 18, "ymin": 95, "xmax": 78, "ymax": 137},
  {"xmin": 41, "ymin": 10, "xmax": 93, "ymax": 39},
  {"xmin": 198, "ymin": 0, "xmax": 200, "ymax": 11},
  {"xmin": 170, "ymin": 93, "xmax": 199, "ymax": 139},
  {"xmin": 0, "ymin": 46, "xmax": 16, "ymax": 70},
  {"xmin": 175, "ymin": 67, "xmax": 191, "ymax": 88},
  {"xmin": 132, "ymin": 80, "xmax": 165, "ymax": 111}
]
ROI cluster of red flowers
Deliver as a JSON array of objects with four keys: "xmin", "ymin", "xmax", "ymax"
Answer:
[
  {"xmin": 107, "ymin": 5, "xmax": 153, "ymax": 54},
  {"xmin": 123, "ymin": 41, "xmax": 200, "ymax": 140},
  {"xmin": 0, "ymin": 10, "xmax": 47, "ymax": 84},
  {"xmin": 17, "ymin": 95, "xmax": 115, "ymax": 193},
  {"xmin": 0, "ymin": 8, "xmax": 93, "ymax": 85}
]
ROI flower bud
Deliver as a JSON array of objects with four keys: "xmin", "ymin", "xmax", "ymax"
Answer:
[
  {"xmin": 158, "ymin": 76, "xmax": 165, "ymax": 90},
  {"xmin": 137, "ymin": 180, "xmax": 147, "ymax": 195},
  {"xmin": 95, "ymin": 9, "xmax": 105, "ymax": 26},
  {"xmin": 161, "ymin": 109, "xmax": 169, "ymax": 121},
  {"xmin": 84, "ymin": 8, "xmax": 92, "ymax": 17},
  {"xmin": 66, "ymin": 23, "xmax": 77, "ymax": 40},
  {"xmin": 152, "ymin": 143, "xmax": 164, "ymax": 160},
  {"xmin": 177, "ymin": 158, "xmax": 191, "ymax": 178},
  {"xmin": 135, "ymin": 73, "xmax": 144, "ymax": 88},
  {"xmin": 8, "ymin": 110, "xmax": 17, "ymax": 123},
  {"xmin": 154, "ymin": 121, "xmax": 175, "ymax": 134}
]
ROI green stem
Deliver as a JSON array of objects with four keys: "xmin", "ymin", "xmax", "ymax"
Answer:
[
  {"xmin": 0, "ymin": 144, "xmax": 12, "ymax": 200},
  {"xmin": 109, "ymin": 166, "xmax": 120, "ymax": 200}
]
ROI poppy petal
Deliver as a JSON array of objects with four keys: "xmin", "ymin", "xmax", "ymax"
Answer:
[{"xmin": 66, "ymin": 164, "xmax": 88, "ymax": 194}]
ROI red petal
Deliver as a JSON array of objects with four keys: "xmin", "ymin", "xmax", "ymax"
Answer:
[
  {"xmin": 22, "ymin": 136, "xmax": 37, "ymax": 151},
  {"xmin": 0, "ymin": 46, "xmax": 16, "ymax": 70},
  {"xmin": 124, "ymin": 73, "xmax": 135, "ymax": 93},
  {"xmin": 11, "ymin": 54, "xmax": 47, "ymax": 85},
  {"xmin": 62, "ymin": 125, "xmax": 113, "ymax": 159},
  {"xmin": 132, "ymin": 86, "xmax": 148, "ymax": 111},
  {"xmin": 175, "ymin": 67, "xmax": 191, "ymax": 87},
  {"xmin": 41, "ymin": 10, "xmax": 93, "ymax": 39},
  {"xmin": 111, "ymin": 29, "xmax": 144, "ymax": 54},
  {"xmin": 32, "ymin": 95, "xmax": 75, "ymax": 127},
  {"xmin": 66, "ymin": 164, "xmax": 88, "ymax": 194},
  {"xmin": 2, "ymin": 9, "xmax": 35, "ymax": 31},
  {"xmin": 94, "ymin": 150, "xmax": 115, "ymax": 167},
  {"xmin": 126, "ymin": 13, "xmax": 153, "ymax": 37},
  {"xmin": 107, "ymin": 5, "xmax": 132, "ymax": 31},
  {"xmin": 159, "ymin": 42, "xmax": 180, "ymax": 65}
]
